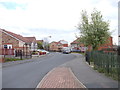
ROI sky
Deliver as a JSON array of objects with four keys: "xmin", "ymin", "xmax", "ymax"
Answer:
[{"xmin": 0, "ymin": 0, "xmax": 118, "ymax": 45}]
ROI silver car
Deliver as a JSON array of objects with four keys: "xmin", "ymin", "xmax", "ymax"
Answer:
[{"xmin": 62, "ymin": 48, "xmax": 71, "ymax": 54}]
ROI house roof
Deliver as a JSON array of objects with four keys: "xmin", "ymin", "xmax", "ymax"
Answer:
[
  {"xmin": 2, "ymin": 29, "xmax": 29, "ymax": 42},
  {"xmin": 51, "ymin": 41, "xmax": 62, "ymax": 45},
  {"xmin": 71, "ymin": 38, "xmax": 80, "ymax": 44},
  {"xmin": 24, "ymin": 37, "xmax": 36, "ymax": 43},
  {"xmin": 2, "ymin": 29, "xmax": 36, "ymax": 43},
  {"xmin": 58, "ymin": 40, "xmax": 68, "ymax": 44}
]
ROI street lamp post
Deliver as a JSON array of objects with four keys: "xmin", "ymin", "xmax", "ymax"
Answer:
[
  {"xmin": 23, "ymin": 44, "xmax": 25, "ymax": 56},
  {"xmin": 23, "ymin": 43, "xmax": 28, "ymax": 58},
  {"xmin": 43, "ymin": 36, "xmax": 51, "ymax": 51}
]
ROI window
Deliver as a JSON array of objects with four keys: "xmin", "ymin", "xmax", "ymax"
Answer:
[
  {"xmin": 3, "ymin": 45, "xmax": 12, "ymax": 49},
  {"xmin": 4, "ymin": 45, "xmax": 7, "ymax": 49}
]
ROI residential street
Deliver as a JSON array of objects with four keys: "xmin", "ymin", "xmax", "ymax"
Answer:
[
  {"xmin": 2, "ymin": 52, "xmax": 76, "ymax": 88},
  {"xmin": 2, "ymin": 52, "xmax": 118, "ymax": 88},
  {"xmin": 0, "ymin": 0, "xmax": 119, "ymax": 89}
]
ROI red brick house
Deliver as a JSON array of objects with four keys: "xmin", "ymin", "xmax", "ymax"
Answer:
[
  {"xmin": 24, "ymin": 37, "xmax": 38, "ymax": 51},
  {"xmin": 97, "ymin": 37, "xmax": 113, "ymax": 50},
  {"xmin": 0, "ymin": 29, "xmax": 38, "ymax": 56},
  {"xmin": 70, "ymin": 38, "xmax": 87, "ymax": 52},
  {"xmin": 58, "ymin": 40, "xmax": 68, "ymax": 47},
  {"xmin": 49, "ymin": 41, "xmax": 63, "ymax": 51},
  {"xmin": 71, "ymin": 36, "xmax": 113, "ymax": 52},
  {"xmin": 49, "ymin": 40, "xmax": 68, "ymax": 51}
]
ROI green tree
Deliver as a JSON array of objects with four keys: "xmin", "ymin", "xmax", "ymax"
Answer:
[
  {"xmin": 78, "ymin": 9, "xmax": 110, "ymax": 50},
  {"xmin": 37, "ymin": 42, "xmax": 43, "ymax": 49}
]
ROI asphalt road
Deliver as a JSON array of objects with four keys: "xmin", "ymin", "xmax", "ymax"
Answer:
[
  {"xmin": 2, "ymin": 52, "xmax": 118, "ymax": 88},
  {"xmin": 2, "ymin": 52, "xmax": 76, "ymax": 88}
]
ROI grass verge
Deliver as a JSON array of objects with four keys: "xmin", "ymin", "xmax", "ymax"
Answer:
[
  {"xmin": 5, "ymin": 58, "xmax": 24, "ymax": 62},
  {"xmin": 71, "ymin": 52, "xmax": 85, "ymax": 55}
]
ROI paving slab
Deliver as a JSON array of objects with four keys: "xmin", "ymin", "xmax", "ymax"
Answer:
[{"xmin": 37, "ymin": 67, "xmax": 86, "ymax": 88}]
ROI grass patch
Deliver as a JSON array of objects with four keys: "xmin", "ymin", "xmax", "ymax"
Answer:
[
  {"xmin": 93, "ymin": 66, "xmax": 98, "ymax": 70},
  {"xmin": 98, "ymin": 68, "xmax": 105, "ymax": 73},
  {"xmin": 71, "ymin": 52, "xmax": 85, "ymax": 55},
  {"xmin": 94, "ymin": 66, "xmax": 119, "ymax": 81},
  {"xmin": 5, "ymin": 58, "xmax": 23, "ymax": 62},
  {"xmin": 80, "ymin": 53, "xmax": 85, "ymax": 56}
]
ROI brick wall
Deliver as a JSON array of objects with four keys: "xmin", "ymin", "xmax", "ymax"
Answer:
[
  {"xmin": 49, "ymin": 42, "xmax": 63, "ymax": 51},
  {"xmin": 49, "ymin": 43, "xmax": 58, "ymax": 51},
  {"xmin": 2, "ymin": 32, "xmax": 19, "ymax": 48},
  {"xmin": 63, "ymin": 44, "xmax": 68, "ymax": 47},
  {"xmin": 98, "ymin": 37, "xmax": 113, "ymax": 50}
]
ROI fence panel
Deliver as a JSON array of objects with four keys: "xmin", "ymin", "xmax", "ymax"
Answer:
[{"xmin": 88, "ymin": 51, "xmax": 118, "ymax": 80}]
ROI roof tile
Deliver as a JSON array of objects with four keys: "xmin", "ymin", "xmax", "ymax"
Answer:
[{"xmin": 2, "ymin": 29, "xmax": 35, "ymax": 43}]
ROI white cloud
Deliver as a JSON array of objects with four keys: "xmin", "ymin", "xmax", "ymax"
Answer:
[{"xmin": 0, "ymin": 0, "xmax": 118, "ymax": 44}]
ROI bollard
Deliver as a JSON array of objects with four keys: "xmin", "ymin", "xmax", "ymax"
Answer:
[{"xmin": 85, "ymin": 52, "xmax": 90, "ymax": 65}]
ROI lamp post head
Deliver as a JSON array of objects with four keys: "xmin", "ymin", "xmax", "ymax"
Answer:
[{"xmin": 48, "ymin": 36, "xmax": 51, "ymax": 38}]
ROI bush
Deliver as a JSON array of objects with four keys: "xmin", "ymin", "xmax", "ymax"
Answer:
[
  {"xmin": 5, "ymin": 58, "xmax": 22, "ymax": 62},
  {"xmin": 98, "ymin": 68, "xmax": 105, "ymax": 73},
  {"xmin": 32, "ymin": 51, "xmax": 38, "ymax": 55}
]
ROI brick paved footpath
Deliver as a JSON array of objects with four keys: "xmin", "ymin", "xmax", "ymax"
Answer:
[{"xmin": 37, "ymin": 67, "xmax": 87, "ymax": 88}]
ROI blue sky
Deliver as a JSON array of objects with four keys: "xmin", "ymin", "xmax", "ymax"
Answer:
[
  {"xmin": 0, "ymin": 1, "xmax": 27, "ymax": 10},
  {"xmin": 0, "ymin": 0, "xmax": 118, "ymax": 45}
]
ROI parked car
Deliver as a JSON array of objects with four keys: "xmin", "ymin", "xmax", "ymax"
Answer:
[
  {"xmin": 42, "ymin": 50, "xmax": 49, "ymax": 54},
  {"xmin": 62, "ymin": 47, "xmax": 71, "ymax": 54},
  {"xmin": 37, "ymin": 49, "xmax": 49, "ymax": 54},
  {"xmin": 71, "ymin": 49, "xmax": 81, "ymax": 52}
]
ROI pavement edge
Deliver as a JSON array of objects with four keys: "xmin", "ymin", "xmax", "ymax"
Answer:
[
  {"xmin": 68, "ymin": 68, "xmax": 87, "ymax": 88},
  {"xmin": 36, "ymin": 67, "xmax": 57, "ymax": 88}
]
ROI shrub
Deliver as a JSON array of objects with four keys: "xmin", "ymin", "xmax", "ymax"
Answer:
[
  {"xmin": 32, "ymin": 51, "xmax": 38, "ymax": 55},
  {"xmin": 5, "ymin": 58, "xmax": 22, "ymax": 62}
]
